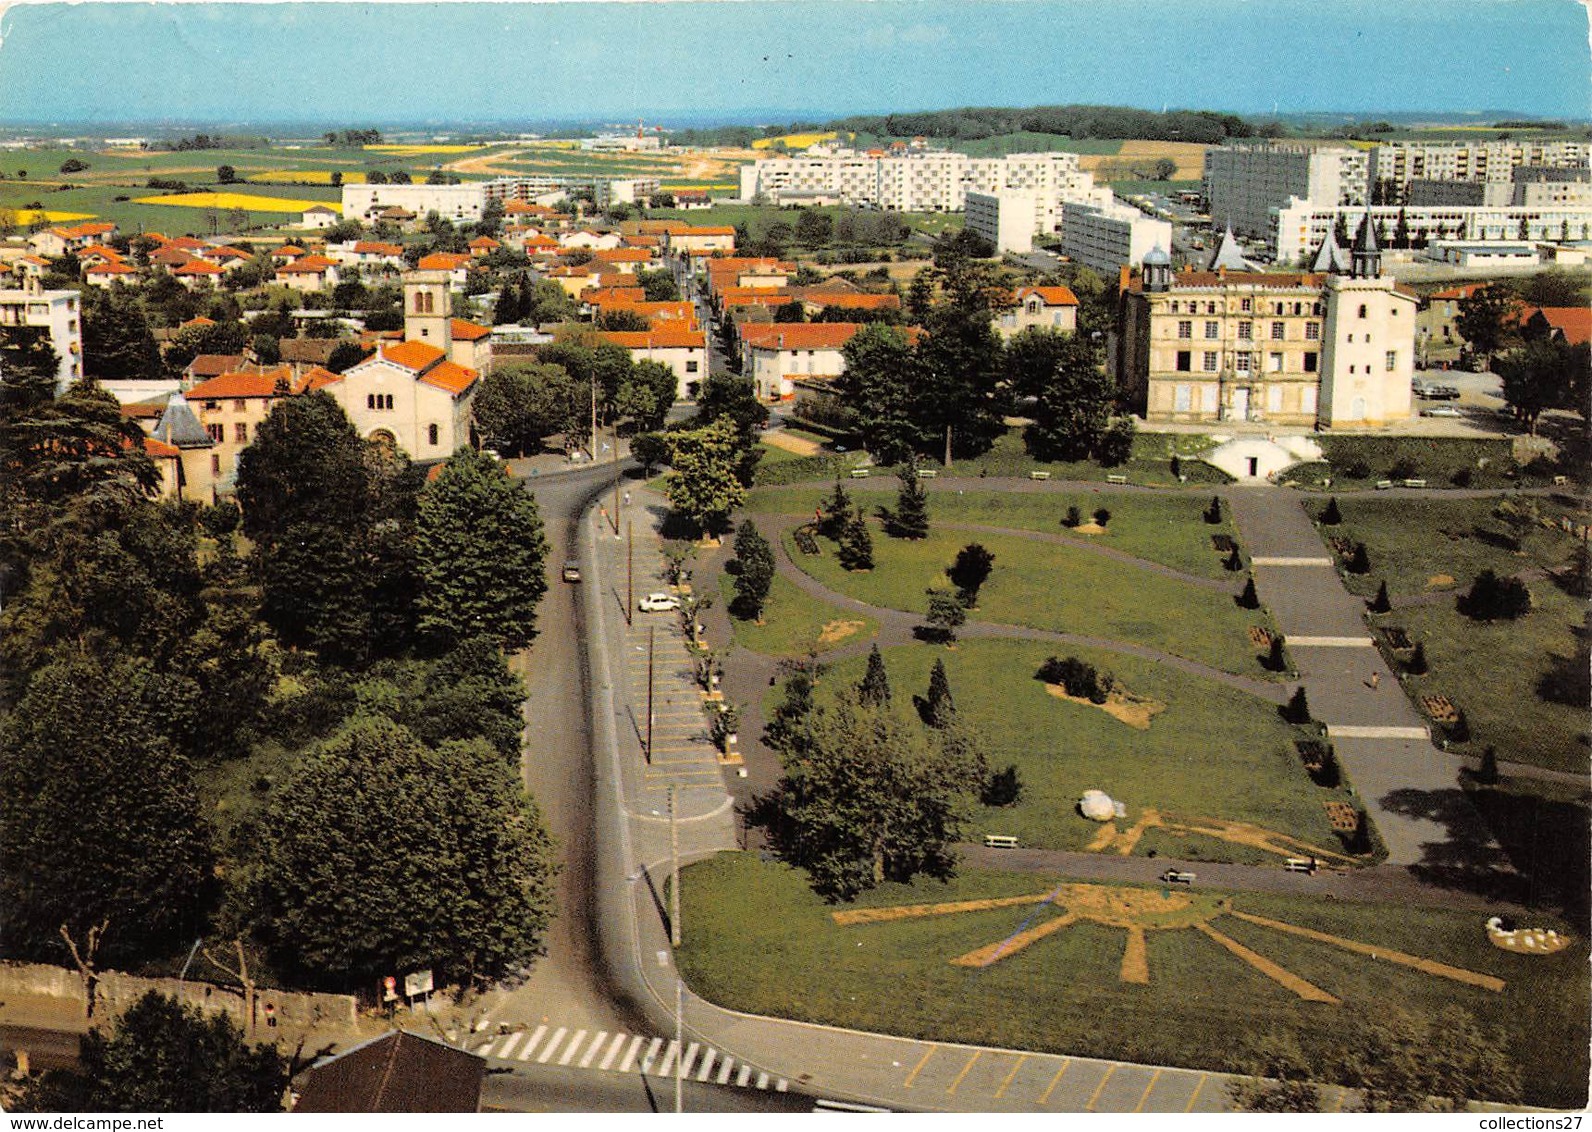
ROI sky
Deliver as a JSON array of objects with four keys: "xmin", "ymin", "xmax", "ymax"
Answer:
[{"xmin": 0, "ymin": 0, "xmax": 1586, "ymax": 127}]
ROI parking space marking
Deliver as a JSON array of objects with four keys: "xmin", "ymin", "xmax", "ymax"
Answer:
[
  {"xmin": 1086, "ymin": 1065, "xmax": 1116, "ymax": 1111},
  {"xmin": 1184, "ymin": 1073, "xmax": 1207, "ymax": 1113},
  {"xmin": 1133, "ymin": 1068, "xmax": 1162, "ymax": 1112},
  {"xmin": 1039, "ymin": 1060, "xmax": 1071, "ymax": 1105},
  {"xmin": 903, "ymin": 1046, "xmax": 937, "ymax": 1088},
  {"xmin": 946, "ymin": 1051, "xmax": 980, "ymax": 1095},
  {"xmin": 994, "ymin": 1054, "xmax": 1027, "ymax": 1099}
]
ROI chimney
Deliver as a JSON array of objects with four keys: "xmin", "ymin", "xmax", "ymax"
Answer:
[{"xmin": 1119, "ymin": 264, "xmax": 1131, "ymax": 292}]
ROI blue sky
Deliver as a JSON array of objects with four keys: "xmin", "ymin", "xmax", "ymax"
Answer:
[{"xmin": 0, "ymin": 0, "xmax": 1585, "ymax": 126}]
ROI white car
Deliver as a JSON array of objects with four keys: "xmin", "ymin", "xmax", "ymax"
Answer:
[
  {"xmin": 1421, "ymin": 405, "xmax": 1463, "ymax": 418},
  {"xmin": 638, "ymin": 592, "xmax": 682, "ymax": 613}
]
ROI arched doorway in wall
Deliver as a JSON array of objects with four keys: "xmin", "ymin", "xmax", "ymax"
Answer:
[{"xmin": 368, "ymin": 429, "xmax": 398, "ymax": 451}]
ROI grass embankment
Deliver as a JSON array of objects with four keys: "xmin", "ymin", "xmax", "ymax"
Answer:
[
  {"xmin": 718, "ymin": 571, "xmax": 877, "ymax": 658},
  {"xmin": 780, "ymin": 525, "xmax": 1265, "ymax": 677},
  {"xmin": 1318, "ymin": 495, "xmax": 1589, "ymax": 775},
  {"xmin": 806, "ymin": 640, "xmax": 1344, "ymax": 859},
  {"xmin": 677, "ymin": 853, "xmax": 1588, "ymax": 1109},
  {"xmin": 1311, "ymin": 436, "xmax": 1521, "ymax": 491}
]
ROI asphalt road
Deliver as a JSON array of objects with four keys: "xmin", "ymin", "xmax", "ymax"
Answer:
[{"xmin": 480, "ymin": 1062, "xmax": 813, "ymax": 1114}]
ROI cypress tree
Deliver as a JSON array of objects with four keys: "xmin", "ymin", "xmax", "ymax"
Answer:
[
  {"xmin": 1476, "ymin": 745, "xmax": 1500, "ymax": 785},
  {"xmin": 882, "ymin": 463, "xmax": 930, "ymax": 539},
  {"xmin": 818, "ymin": 479, "xmax": 853, "ymax": 541},
  {"xmin": 1369, "ymin": 580, "xmax": 1391, "ymax": 613},
  {"xmin": 1407, "ymin": 641, "xmax": 1429, "ymax": 675},
  {"xmin": 1321, "ymin": 496, "xmax": 1342, "ymax": 525},
  {"xmin": 858, "ymin": 645, "xmax": 891, "ymax": 706},
  {"xmin": 1268, "ymin": 633, "xmax": 1288, "ymax": 672},
  {"xmin": 1204, "ymin": 495, "xmax": 1223, "ymax": 524},
  {"xmin": 1347, "ymin": 542, "xmax": 1371, "ymax": 574},
  {"xmin": 837, "ymin": 507, "xmax": 874, "ymax": 570},
  {"xmin": 1239, "ymin": 576, "xmax": 1260, "ymax": 609},
  {"xmin": 921, "ymin": 658, "xmax": 955, "ymax": 728},
  {"xmin": 1225, "ymin": 544, "xmax": 1244, "ymax": 571},
  {"xmin": 1284, "ymin": 686, "xmax": 1311, "ymax": 724}
]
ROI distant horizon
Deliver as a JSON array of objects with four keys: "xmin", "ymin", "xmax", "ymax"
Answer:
[{"xmin": 0, "ymin": 0, "xmax": 1585, "ymax": 127}]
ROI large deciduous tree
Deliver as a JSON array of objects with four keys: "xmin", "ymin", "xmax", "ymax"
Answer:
[
  {"xmin": 617, "ymin": 359, "xmax": 678, "ymax": 433},
  {"xmin": 946, "ymin": 543, "xmax": 995, "ymax": 607},
  {"xmin": 81, "ymin": 287, "xmax": 163, "ymax": 382},
  {"xmin": 1453, "ymin": 283, "xmax": 1518, "ymax": 369},
  {"xmin": 251, "ymin": 716, "xmax": 557, "ymax": 989},
  {"xmin": 748, "ymin": 692, "xmax": 986, "ymax": 901},
  {"xmin": 664, "ymin": 416, "xmax": 747, "ymax": 537},
  {"xmin": 14, "ymin": 991, "xmax": 290, "ymax": 1114},
  {"xmin": 836, "ymin": 324, "xmax": 923, "ymax": 466},
  {"xmin": 1496, "ymin": 338, "xmax": 1588, "ymax": 435},
  {"xmin": 1007, "ymin": 327, "xmax": 1116, "ymax": 462},
  {"xmin": 0, "ymin": 648, "xmax": 215, "ymax": 966},
  {"xmin": 415, "ymin": 447, "xmax": 549, "ymax": 651},
  {"xmin": 471, "ymin": 362, "xmax": 583, "ymax": 456}
]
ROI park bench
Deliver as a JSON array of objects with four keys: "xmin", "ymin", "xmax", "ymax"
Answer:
[
  {"xmin": 1029, "ymin": 471, "xmax": 1052, "ymax": 481},
  {"xmin": 983, "ymin": 835, "xmax": 1019, "ymax": 849},
  {"xmin": 916, "ymin": 468, "xmax": 939, "ymax": 478},
  {"xmin": 1160, "ymin": 869, "xmax": 1196, "ymax": 885},
  {"xmin": 849, "ymin": 467, "xmax": 871, "ymax": 478},
  {"xmin": 1403, "ymin": 478, "xmax": 1427, "ymax": 489},
  {"xmin": 1106, "ymin": 474, "xmax": 1128, "ymax": 484},
  {"xmin": 1284, "ymin": 857, "xmax": 1319, "ymax": 874},
  {"xmin": 1375, "ymin": 480, "xmax": 1394, "ymax": 490}
]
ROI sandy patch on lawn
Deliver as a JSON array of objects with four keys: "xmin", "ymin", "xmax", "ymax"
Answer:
[
  {"xmin": 1070, "ymin": 522, "xmax": 1106, "ymax": 535},
  {"xmin": 1044, "ymin": 683, "xmax": 1165, "ymax": 729},
  {"xmin": 1428, "ymin": 573, "xmax": 1456, "ymax": 588},
  {"xmin": 818, "ymin": 619, "xmax": 866, "ymax": 646},
  {"xmin": 762, "ymin": 430, "xmax": 823, "ymax": 456}
]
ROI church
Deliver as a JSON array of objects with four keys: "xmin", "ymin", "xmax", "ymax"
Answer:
[{"xmin": 1116, "ymin": 218, "xmax": 1417, "ymax": 429}]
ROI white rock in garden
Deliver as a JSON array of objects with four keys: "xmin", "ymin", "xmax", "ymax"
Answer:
[{"xmin": 1079, "ymin": 790, "xmax": 1116, "ymax": 822}]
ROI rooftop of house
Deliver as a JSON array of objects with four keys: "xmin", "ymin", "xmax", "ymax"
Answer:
[
  {"xmin": 372, "ymin": 340, "xmax": 480, "ymax": 395},
  {"xmin": 597, "ymin": 327, "xmax": 706, "ymax": 350},
  {"xmin": 417, "ymin": 252, "xmax": 470, "ymax": 271},
  {"xmin": 292, "ymin": 1031, "xmax": 485, "ymax": 1114},
  {"xmin": 1524, "ymin": 304, "xmax": 1592, "ymax": 345},
  {"xmin": 1012, "ymin": 285, "xmax": 1079, "ymax": 308},
  {"xmin": 186, "ymin": 354, "xmax": 247, "ymax": 378},
  {"xmin": 737, "ymin": 321, "xmax": 872, "ymax": 351}
]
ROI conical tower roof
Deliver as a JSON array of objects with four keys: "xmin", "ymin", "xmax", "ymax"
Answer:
[
  {"xmin": 1311, "ymin": 227, "xmax": 1351, "ymax": 274},
  {"xmin": 1206, "ymin": 226, "xmax": 1249, "ymax": 271},
  {"xmin": 151, "ymin": 392, "xmax": 213, "ymax": 449},
  {"xmin": 1353, "ymin": 211, "xmax": 1380, "ymax": 253}
]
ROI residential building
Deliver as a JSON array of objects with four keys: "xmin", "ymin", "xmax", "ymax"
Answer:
[
  {"xmin": 273, "ymin": 254, "xmax": 340, "ymax": 293},
  {"xmin": 1058, "ymin": 201, "xmax": 1173, "ymax": 274},
  {"xmin": 1117, "ymin": 222, "xmax": 1416, "ymax": 429},
  {"xmin": 597, "ymin": 326, "xmax": 706, "ymax": 399},
  {"xmin": 1416, "ymin": 282, "xmax": 1490, "ymax": 356},
  {"xmin": 1202, "ymin": 143, "xmax": 1369, "ymax": 238},
  {"xmin": 341, "ymin": 182, "xmax": 486, "ymax": 225},
  {"xmin": 146, "ymin": 391, "xmax": 217, "ymax": 502},
  {"xmin": 965, "ymin": 190, "xmax": 1041, "ymax": 254},
  {"xmin": 663, "ymin": 225, "xmax": 736, "ymax": 256},
  {"xmin": 1273, "ymin": 199, "xmax": 1592, "ymax": 263},
  {"xmin": 1519, "ymin": 305, "xmax": 1592, "ymax": 347},
  {"xmin": 26, "ymin": 221, "xmax": 118, "ymax": 259},
  {"xmin": 0, "ymin": 280, "xmax": 83, "ymax": 393},
  {"xmin": 1425, "ymin": 242, "xmax": 1540, "ymax": 269},
  {"xmin": 292, "ymin": 1031, "xmax": 484, "ymax": 1114},
  {"xmin": 1368, "ymin": 139, "xmax": 1592, "ymax": 192},
  {"xmin": 173, "ymin": 259, "xmax": 227, "ymax": 290},
  {"xmin": 995, "ymin": 285, "xmax": 1079, "ymax": 340},
  {"xmin": 738, "ymin": 322, "xmax": 872, "ymax": 402},
  {"xmin": 300, "ymin": 204, "xmax": 341, "ymax": 229},
  {"xmin": 330, "ymin": 339, "xmax": 479, "ymax": 459}
]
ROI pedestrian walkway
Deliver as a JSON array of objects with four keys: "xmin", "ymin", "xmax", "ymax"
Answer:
[
  {"xmin": 472, "ymin": 1021, "xmax": 788, "ymax": 1093},
  {"xmin": 1223, "ymin": 487, "xmax": 1509, "ymax": 875}
]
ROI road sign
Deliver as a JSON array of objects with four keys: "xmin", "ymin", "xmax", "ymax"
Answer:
[{"xmin": 404, "ymin": 970, "xmax": 434, "ymax": 997}]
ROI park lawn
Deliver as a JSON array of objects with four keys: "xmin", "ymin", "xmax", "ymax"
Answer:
[
  {"xmin": 677, "ymin": 854, "xmax": 1587, "ymax": 1109},
  {"xmin": 1314, "ymin": 435, "xmax": 1521, "ymax": 492},
  {"xmin": 718, "ymin": 571, "xmax": 877, "ymax": 658},
  {"xmin": 1396, "ymin": 583, "xmax": 1589, "ymax": 775},
  {"xmin": 811, "ymin": 639, "xmax": 1345, "ymax": 857},
  {"xmin": 783, "ymin": 525, "xmax": 1265, "ymax": 676},
  {"xmin": 946, "ymin": 428, "xmax": 1232, "ymax": 485},
  {"xmin": 1322, "ymin": 495, "xmax": 1583, "ymax": 598}
]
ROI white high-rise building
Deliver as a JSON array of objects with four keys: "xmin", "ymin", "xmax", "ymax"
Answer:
[
  {"xmin": 1368, "ymin": 139, "xmax": 1592, "ymax": 189},
  {"xmin": 0, "ymin": 279, "xmax": 83, "ymax": 394},
  {"xmin": 1058, "ymin": 202, "xmax": 1174, "ymax": 274}
]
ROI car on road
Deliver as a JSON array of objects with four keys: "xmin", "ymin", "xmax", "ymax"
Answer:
[
  {"xmin": 1160, "ymin": 869, "xmax": 1196, "ymax": 885},
  {"xmin": 1419, "ymin": 384, "xmax": 1461, "ymax": 401},
  {"xmin": 638, "ymin": 592, "xmax": 681, "ymax": 613},
  {"xmin": 1420, "ymin": 405, "xmax": 1463, "ymax": 418},
  {"xmin": 562, "ymin": 561, "xmax": 582, "ymax": 583}
]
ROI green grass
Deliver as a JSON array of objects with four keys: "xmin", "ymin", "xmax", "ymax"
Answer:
[
  {"xmin": 748, "ymin": 485, "xmax": 1239, "ymax": 580},
  {"xmin": 944, "ymin": 429, "xmax": 1233, "ymax": 484},
  {"xmin": 1322, "ymin": 495, "xmax": 1590, "ymax": 775},
  {"xmin": 809, "ymin": 639, "xmax": 1347, "ymax": 856},
  {"xmin": 718, "ymin": 570, "xmax": 877, "ymax": 658},
  {"xmin": 1315, "ymin": 435, "xmax": 1519, "ymax": 490},
  {"xmin": 678, "ymin": 854, "xmax": 1588, "ymax": 1109},
  {"xmin": 779, "ymin": 524, "xmax": 1266, "ymax": 676}
]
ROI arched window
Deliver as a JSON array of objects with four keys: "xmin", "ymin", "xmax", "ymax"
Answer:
[
  {"xmin": 428, "ymin": 423, "xmax": 440, "ymax": 446},
  {"xmin": 1358, "ymin": 303, "xmax": 1368, "ymax": 318}
]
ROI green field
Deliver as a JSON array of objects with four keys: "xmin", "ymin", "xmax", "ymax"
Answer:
[
  {"xmin": 749, "ymin": 486, "xmax": 1240, "ymax": 580},
  {"xmin": 1323, "ymin": 495, "xmax": 1590, "ymax": 775},
  {"xmin": 718, "ymin": 570, "xmax": 878, "ymax": 658},
  {"xmin": 779, "ymin": 524, "xmax": 1266, "ymax": 676},
  {"xmin": 946, "ymin": 134, "xmax": 1124, "ymax": 157},
  {"xmin": 677, "ymin": 854, "xmax": 1589, "ymax": 1109},
  {"xmin": 809, "ymin": 640, "xmax": 1346, "ymax": 857}
]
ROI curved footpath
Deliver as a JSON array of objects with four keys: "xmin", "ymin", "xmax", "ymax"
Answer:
[{"xmin": 572, "ymin": 477, "xmax": 1548, "ymax": 1113}]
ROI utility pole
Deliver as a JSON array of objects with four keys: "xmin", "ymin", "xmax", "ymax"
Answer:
[
  {"xmin": 626, "ymin": 519, "xmax": 634, "ymax": 626},
  {"xmin": 674, "ymin": 977, "xmax": 684, "ymax": 1114},
  {"xmin": 944, "ymin": 423, "xmax": 952, "ymax": 469},
  {"xmin": 589, "ymin": 375, "xmax": 597, "ymax": 462},
  {"xmin": 646, "ymin": 624, "xmax": 655, "ymax": 763},
  {"xmin": 670, "ymin": 783, "xmax": 681, "ymax": 948}
]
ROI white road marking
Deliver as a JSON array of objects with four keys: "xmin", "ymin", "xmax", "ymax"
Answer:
[
  {"xmin": 517, "ymin": 1025, "xmax": 547, "ymax": 1062},
  {"xmin": 537, "ymin": 1027, "xmax": 568, "ymax": 1064},
  {"xmin": 736, "ymin": 1064, "xmax": 752, "ymax": 1087},
  {"xmin": 495, "ymin": 1032, "xmax": 522, "ymax": 1060},
  {"xmin": 558, "ymin": 1029, "xmax": 586, "ymax": 1066},
  {"xmin": 716, "ymin": 1056, "xmax": 734, "ymax": 1085},
  {"xmin": 776, "ymin": 1079, "xmax": 788, "ymax": 1092},
  {"xmin": 617, "ymin": 1035, "xmax": 644, "ymax": 1073},
  {"xmin": 579, "ymin": 1031, "xmax": 608, "ymax": 1069},
  {"xmin": 679, "ymin": 1042, "xmax": 700, "ymax": 1078},
  {"xmin": 655, "ymin": 1040, "xmax": 680, "ymax": 1077},
  {"xmin": 639, "ymin": 1037, "xmax": 663, "ymax": 1074},
  {"xmin": 696, "ymin": 1049, "xmax": 717, "ymax": 1082},
  {"xmin": 756, "ymin": 1071, "xmax": 770, "ymax": 1090}
]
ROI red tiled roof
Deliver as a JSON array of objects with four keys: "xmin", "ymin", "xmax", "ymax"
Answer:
[
  {"xmin": 276, "ymin": 255, "xmax": 335, "ymax": 275},
  {"xmin": 149, "ymin": 248, "xmax": 193, "ymax": 266},
  {"xmin": 598, "ymin": 328, "xmax": 706, "ymax": 350},
  {"xmin": 182, "ymin": 316, "xmax": 216, "ymax": 328},
  {"xmin": 143, "ymin": 436, "xmax": 181, "ymax": 458},
  {"xmin": 469, "ymin": 236, "xmax": 501, "ymax": 249},
  {"xmin": 273, "ymin": 245, "xmax": 307, "ymax": 258},
  {"xmin": 737, "ymin": 322, "xmax": 870, "ymax": 351},
  {"xmin": 450, "ymin": 318, "xmax": 491, "ymax": 342},
  {"xmin": 1527, "ymin": 305, "xmax": 1592, "ymax": 346},
  {"xmin": 1014, "ymin": 285, "xmax": 1080, "ymax": 307},
  {"xmin": 419, "ymin": 359, "xmax": 479, "ymax": 395},
  {"xmin": 583, "ymin": 287, "xmax": 647, "ymax": 305},
  {"xmin": 381, "ymin": 340, "xmax": 448, "ymax": 372},
  {"xmin": 187, "ymin": 354, "xmax": 246, "ymax": 377},
  {"xmin": 188, "ymin": 367, "xmax": 295, "ymax": 399},
  {"xmin": 297, "ymin": 366, "xmax": 342, "ymax": 392},
  {"xmin": 800, "ymin": 291, "xmax": 901, "ymax": 311},
  {"xmin": 121, "ymin": 401, "xmax": 166, "ymax": 420},
  {"xmin": 352, "ymin": 241, "xmax": 404, "ymax": 256},
  {"xmin": 174, "ymin": 259, "xmax": 224, "ymax": 275},
  {"xmin": 1428, "ymin": 283, "xmax": 1491, "ymax": 301},
  {"xmin": 593, "ymin": 248, "xmax": 652, "ymax": 263},
  {"xmin": 418, "ymin": 253, "xmax": 470, "ymax": 270},
  {"xmin": 86, "ymin": 262, "xmax": 138, "ymax": 275}
]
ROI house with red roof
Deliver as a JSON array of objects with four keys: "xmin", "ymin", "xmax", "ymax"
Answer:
[
  {"xmin": 416, "ymin": 252, "xmax": 471, "ymax": 289},
  {"xmin": 597, "ymin": 326, "xmax": 707, "ymax": 399},
  {"xmin": 274, "ymin": 254, "xmax": 340, "ymax": 293},
  {"xmin": 739, "ymin": 322, "xmax": 875, "ymax": 401},
  {"xmin": 996, "ymin": 285, "xmax": 1079, "ymax": 339},
  {"xmin": 1519, "ymin": 305, "xmax": 1592, "ymax": 347},
  {"xmin": 1416, "ymin": 282, "xmax": 1497, "ymax": 355},
  {"xmin": 173, "ymin": 258, "xmax": 227, "ymax": 290},
  {"xmin": 27, "ymin": 222, "xmax": 118, "ymax": 259},
  {"xmin": 663, "ymin": 225, "xmax": 736, "ymax": 256},
  {"xmin": 468, "ymin": 236, "xmax": 502, "ymax": 258},
  {"xmin": 83, "ymin": 261, "xmax": 140, "ymax": 287}
]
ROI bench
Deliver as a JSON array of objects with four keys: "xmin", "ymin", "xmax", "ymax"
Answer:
[
  {"xmin": 1106, "ymin": 474, "xmax": 1128, "ymax": 484},
  {"xmin": 1375, "ymin": 480, "xmax": 1394, "ymax": 490},
  {"xmin": 983, "ymin": 835, "xmax": 1019, "ymax": 849},
  {"xmin": 1284, "ymin": 857, "xmax": 1319, "ymax": 874},
  {"xmin": 916, "ymin": 468, "xmax": 939, "ymax": 478},
  {"xmin": 1029, "ymin": 470, "xmax": 1052, "ymax": 481},
  {"xmin": 1553, "ymin": 475, "xmax": 1568, "ymax": 487},
  {"xmin": 1403, "ymin": 479, "xmax": 1427, "ymax": 489},
  {"xmin": 848, "ymin": 467, "xmax": 871, "ymax": 478}
]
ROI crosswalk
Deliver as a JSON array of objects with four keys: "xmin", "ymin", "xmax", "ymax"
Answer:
[{"xmin": 473, "ymin": 1024, "xmax": 788, "ymax": 1093}]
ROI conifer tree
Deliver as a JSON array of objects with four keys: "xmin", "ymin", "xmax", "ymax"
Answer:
[
  {"xmin": 1321, "ymin": 496, "xmax": 1343, "ymax": 525},
  {"xmin": 858, "ymin": 644, "xmax": 891, "ymax": 707},
  {"xmin": 880, "ymin": 463, "xmax": 930, "ymax": 539},
  {"xmin": 837, "ymin": 507, "xmax": 874, "ymax": 570},
  {"xmin": 1370, "ymin": 580, "xmax": 1391, "ymax": 613},
  {"xmin": 920, "ymin": 658, "xmax": 955, "ymax": 728},
  {"xmin": 1239, "ymin": 576, "xmax": 1260, "ymax": 609}
]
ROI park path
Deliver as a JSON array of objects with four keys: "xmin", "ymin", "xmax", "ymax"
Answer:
[{"xmin": 1222, "ymin": 487, "xmax": 1513, "ymax": 887}]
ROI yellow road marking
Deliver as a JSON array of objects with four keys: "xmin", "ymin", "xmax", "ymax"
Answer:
[
  {"xmin": 903, "ymin": 1046, "xmax": 936, "ymax": 1089},
  {"xmin": 1133, "ymin": 1068, "xmax": 1162, "ymax": 1112},
  {"xmin": 994, "ymin": 1054, "xmax": 1026, "ymax": 1099},
  {"xmin": 946, "ymin": 1051, "xmax": 980, "ymax": 1095},
  {"xmin": 1184, "ymin": 1073, "xmax": 1207, "ymax": 1112},
  {"xmin": 1085, "ymin": 1065, "xmax": 1117, "ymax": 1111},
  {"xmin": 1038, "ymin": 1060, "xmax": 1070, "ymax": 1105}
]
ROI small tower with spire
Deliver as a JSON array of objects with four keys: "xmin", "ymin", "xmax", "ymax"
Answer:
[
  {"xmin": 1142, "ymin": 244, "xmax": 1172, "ymax": 292},
  {"xmin": 1311, "ymin": 226, "xmax": 1351, "ymax": 275},
  {"xmin": 1350, "ymin": 212, "xmax": 1382, "ymax": 279}
]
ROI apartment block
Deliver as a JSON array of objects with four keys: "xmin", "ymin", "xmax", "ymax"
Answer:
[
  {"xmin": 1274, "ymin": 199, "xmax": 1592, "ymax": 263},
  {"xmin": 1202, "ymin": 143, "xmax": 1368, "ymax": 237},
  {"xmin": 1058, "ymin": 201, "xmax": 1173, "ymax": 274},
  {"xmin": 1368, "ymin": 139, "xmax": 1592, "ymax": 189},
  {"xmin": 0, "ymin": 280, "xmax": 83, "ymax": 393}
]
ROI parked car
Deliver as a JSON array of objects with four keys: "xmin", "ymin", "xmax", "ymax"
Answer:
[
  {"xmin": 1421, "ymin": 405, "xmax": 1463, "ymax": 418},
  {"xmin": 1160, "ymin": 869, "xmax": 1196, "ymax": 886},
  {"xmin": 638, "ymin": 592, "xmax": 681, "ymax": 612},
  {"xmin": 562, "ymin": 561, "xmax": 582, "ymax": 583}
]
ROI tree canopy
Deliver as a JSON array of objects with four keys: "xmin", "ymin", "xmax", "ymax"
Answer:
[
  {"xmin": 664, "ymin": 416, "xmax": 747, "ymax": 537},
  {"xmin": 251, "ymin": 715, "xmax": 557, "ymax": 989}
]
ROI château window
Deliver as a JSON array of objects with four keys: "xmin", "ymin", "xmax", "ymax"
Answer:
[
  {"xmin": 1175, "ymin": 350, "xmax": 1192, "ymax": 372},
  {"xmin": 1202, "ymin": 351, "xmax": 1218, "ymax": 373},
  {"xmin": 1177, "ymin": 320, "xmax": 1192, "ymax": 339},
  {"xmin": 1305, "ymin": 322, "xmax": 1320, "ymax": 341},
  {"xmin": 1271, "ymin": 321, "xmax": 1285, "ymax": 340},
  {"xmin": 1237, "ymin": 320, "xmax": 1253, "ymax": 340},
  {"xmin": 1204, "ymin": 321, "xmax": 1219, "ymax": 339},
  {"xmin": 1358, "ymin": 303, "xmax": 1368, "ymax": 318}
]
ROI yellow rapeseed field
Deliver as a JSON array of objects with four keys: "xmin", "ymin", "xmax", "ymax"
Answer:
[
  {"xmin": 132, "ymin": 192, "xmax": 341, "ymax": 213},
  {"xmin": 6, "ymin": 209, "xmax": 97, "ymax": 224},
  {"xmin": 252, "ymin": 170, "xmax": 368, "ymax": 185},
  {"xmin": 751, "ymin": 131, "xmax": 837, "ymax": 151}
]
